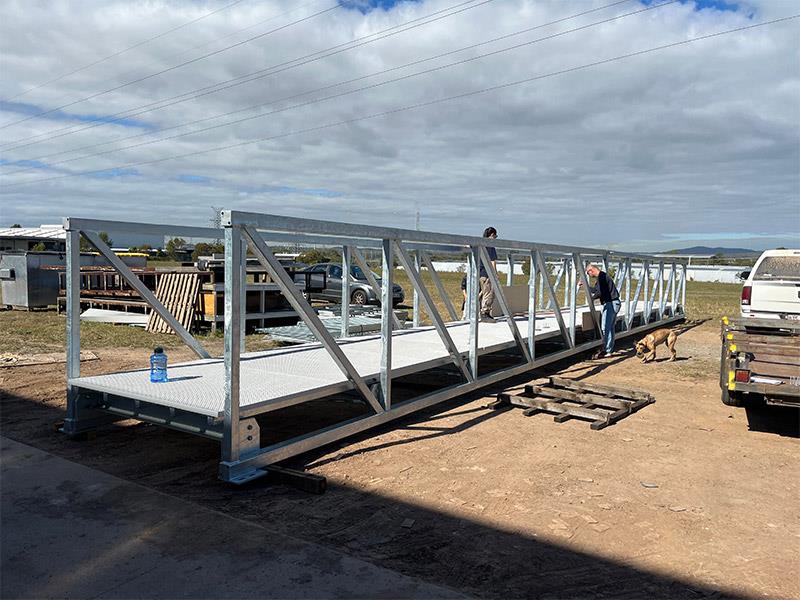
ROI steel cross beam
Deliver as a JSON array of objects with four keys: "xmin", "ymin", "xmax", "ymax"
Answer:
[
  {"xmin": 535, "ymin": 250, "xmax": 573, "ymax": 349},
  {"xmin": 81, "ymin": 230, "xmax": 210, "ymax": 360},
  {"xmin": 394, "ymin": 242, "xmax": 473, "ymax": 382},
  {"xmin": 664, "ymin": 265, "xmax": 675, "ymax": 318},
  {"xmin": 349, "ymin": 245, "xmax": 401, "ymax": 330},
  {"xmin": 575, "ymin": 253, "xmax": 602, "ymax": 337},
  {"xmin": 242, "ymin": 226, "xmax": 384, "ymax": 414},
  {"xmin": 419, "ymin": 251, "xmax": 459, "ymax": 322},
  {"xmin": 479, "ymin": 246, "xmax": 531, "ymax": 363}
]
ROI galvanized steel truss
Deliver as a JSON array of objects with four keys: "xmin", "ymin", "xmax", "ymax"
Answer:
[{"xmin": 62, "ymin": 212, "xmax": 687, "ymax": 483}]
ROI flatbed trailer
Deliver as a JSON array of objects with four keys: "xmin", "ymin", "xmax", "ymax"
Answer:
[{"xmin": 720, "ymin": 317, "xmax": 800, "ymax": 408}]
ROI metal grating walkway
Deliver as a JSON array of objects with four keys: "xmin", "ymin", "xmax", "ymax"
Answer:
[{"xmin": 70, "ymin": 302, "xmax": 667, "ymax": 419}]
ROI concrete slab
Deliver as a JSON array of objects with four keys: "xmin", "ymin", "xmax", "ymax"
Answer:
[{"xmin": 0, "ymin": 437, "xmax": 464, "ymax": 599}]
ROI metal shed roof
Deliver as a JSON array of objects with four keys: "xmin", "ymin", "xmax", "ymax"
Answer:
[{"xmin": 0, "ymin": 225, "xmax": 65, "ymax": 240}]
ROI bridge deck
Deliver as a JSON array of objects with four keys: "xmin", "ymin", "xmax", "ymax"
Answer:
[{"xmin": 70, "ymin": 301, "xmax": 669, "ymax": 419}]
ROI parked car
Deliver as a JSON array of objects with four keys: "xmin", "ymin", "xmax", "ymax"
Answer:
[
  {"xmin": 298, "ymin": 262, "xmax": 405, "ymax": 306},
  {"xmin": 740, "ymin": 249, "xmax": 800, "ymax": 320}
]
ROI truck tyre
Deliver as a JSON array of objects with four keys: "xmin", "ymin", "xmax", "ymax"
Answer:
[{"xmin": 351, "ymin": 289, "xmax": 368, "ymax": 305}]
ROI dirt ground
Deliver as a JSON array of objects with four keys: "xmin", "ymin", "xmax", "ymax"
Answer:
[{"xmin": 1, "ymin": 321, "xmax": 799, "ymax": 599}]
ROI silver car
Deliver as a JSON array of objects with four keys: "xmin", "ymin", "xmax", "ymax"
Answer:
[{"xmin": 300, "ymin": 263, "xmax": 405, "ymax": 306}]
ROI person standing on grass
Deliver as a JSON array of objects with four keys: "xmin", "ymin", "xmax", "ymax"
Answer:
[
  {"xmin": 581, "ymin": 264, "xmax": 621, "ymax": 358},
  {"xmin": 479, "ymin": 227, "xmax": 498, "ymax": 323}
]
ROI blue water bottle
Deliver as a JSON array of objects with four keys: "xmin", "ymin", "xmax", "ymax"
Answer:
[{"xmin": 149, "ymin": 347, "xmax": 168, "ymax": 383}]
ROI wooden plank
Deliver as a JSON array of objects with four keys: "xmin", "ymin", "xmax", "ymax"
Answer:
[
  {"xmin": 549, "ymin": 376, "xmax": 651, "ymax": 401},
  {"xmin": 749, "ymin": 361, "xmax": 800, "ymax": 379},
  {"xmin": 746, "ymin": 352, "xmax": 800, "ymax": 367},
  {"xmin": 732, "ymin": 343, "xmax": 800, "ymax": 358},
  {"xmin": 526, "ymin": 384, "xmax": 631, "ymax": 410},
  {"xmin": 729, "ymin": 332, "xmax": 800, "ymax": 347},
  {"xmin": 146, "ymin": 273, "xmax": 199, "ymax": 335},
  {"xmin": 511, "ymin": 396, "xmax": 609, "ymax": 425}
]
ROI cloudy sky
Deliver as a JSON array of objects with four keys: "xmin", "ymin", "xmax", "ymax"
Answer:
[{"xmin": 0, "ymin": 0, "xmax": 797, "ymax": 251}]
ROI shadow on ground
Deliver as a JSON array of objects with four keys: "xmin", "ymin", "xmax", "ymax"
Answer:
[{"xmin": 1, "ymin": 367, "xmax": 752, "ymax": 600}]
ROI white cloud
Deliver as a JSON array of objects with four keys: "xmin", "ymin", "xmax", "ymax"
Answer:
[{"xmin": 0, "ymin": 0, "xmax": 798, "ymax": 251}]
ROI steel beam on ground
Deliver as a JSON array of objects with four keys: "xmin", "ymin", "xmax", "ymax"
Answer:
[
  {"xmin": 242, "ymin": 226, "xmax": 383, "ymax": 415},
  {"xmin": 394, "ymin": 242, "xmax": 472, "ymax": 382},
  {"xmin": 81, "ymin": 230, "xmax": 210, "ymax": 360},
  {"xmin": 218, "ymin": 313, "xmax": 685, "ymax": 477}
]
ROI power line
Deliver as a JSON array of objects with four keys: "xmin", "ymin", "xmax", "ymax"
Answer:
[
  {"xmin": 0, "ymin": 2, "xmax": 342, "ymax": 129},
  {"xmin": 3, "ymin": 0, "xmax": 670, "ymax": 175},
  {"xmin": 0, "ymin": 0, "xmax": 493, "ymax": 151},
  {"xmin": 4, "ymin": 0, "xmax": 248, "ymax": 103},
  {"xmin": 3, "ymin": 14, "xmax": 796, "ymax": 189}
]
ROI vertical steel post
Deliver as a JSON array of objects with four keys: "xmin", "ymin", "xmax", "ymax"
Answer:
[
  {"xmin": 528, "ymin": 250, "xmax": 537, "ymax": 361},
  {"xmin": 413, "ymin": 250, "xmax": 421, "ymax": 328},
  {"xmin": 65, "ymin": 230, "xmax": 81, "ymax": 381},
  {"xmin": 379, "ymin": 239, "xmax": 393, "ymax": 410},
  {"xmin": 568, "ymin": 254, "xmax": 577, "ymax": 346},
  {"xmin": 624, "ymin": 258, "xmax": 632, "ymax": 330},
  {"xmin": 223, "ymin": 225, "xmax": 242, "ymax": 464},
  {"xmin": 670, "ymin": 262, "xmax": 678, "ymax": 316},
  {"xmin": 563, "ymin": 258, "xmax": 570, "ymax": 307},
  {"xmin": 341, "ymin": 245, "xmax": 351, "ymax": 338},
  {"xmin": 643, "ymin": 261, "xmax": 650, "ymax": 324},
  {"xmin": 537, "ymin": 256, "xmax": 544, "ymax": 308},
  {"xmin": 506, "ymin": 254, "xmax": 513, "ymax": 286},
  {"xmin": 467, "ymin": 246, "xmax": 480, "ymax": 379},
  {"xmin": 681, "ymin": 264, "xmax": 687, "ymax": 313},
  {"xmin": 64, "ymin": 229, "xmax": 81, "ymax": 430},
  {"xmin": 658, "ymin": 261, "xmax": 665, "ymax": 319},
  {"xmin": 240, "ymin": 238, "xmax": 247, "ymax": 353}
]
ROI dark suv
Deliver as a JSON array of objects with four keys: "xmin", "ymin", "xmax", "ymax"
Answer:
[{"xmin": 299, "ymin": 263, "xmax": 404, "ymax": 306}]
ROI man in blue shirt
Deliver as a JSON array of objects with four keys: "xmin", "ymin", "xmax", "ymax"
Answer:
[
  {"xmin": 583, "ymin": 264, "xmax": 621, "ymax": 358},
  {"xmin": 479, "ymin": 227, "xmax": 498, "ymax": 323}
]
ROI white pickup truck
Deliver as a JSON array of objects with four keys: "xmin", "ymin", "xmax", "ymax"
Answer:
[
  {"xmin": 720, "ymin": 249, "xmax": 800, "ymax": 408},
  {"xmin": 740, "ymin": 249, "xmax": 800, "ymax": 320}
]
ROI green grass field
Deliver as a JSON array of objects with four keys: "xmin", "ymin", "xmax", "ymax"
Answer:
[{"xmin": 0, "ymin": 275, "xmax": 740, "ymax": 355}]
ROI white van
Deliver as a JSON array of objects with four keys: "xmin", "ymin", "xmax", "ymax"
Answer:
[{"xmin": 741, "ymin": 249, "xmax": 800, "ymax": 320}]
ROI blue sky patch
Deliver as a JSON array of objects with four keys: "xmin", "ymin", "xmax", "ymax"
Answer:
[
  {"xmin": 0, "ymin": 100, "xmax": 154, "ymax": 129},
  {"xmin": 338, "ymin": 0, "xmax": 420, "ymax": 14},
  {"xmin": 84, "ymin": 167, "xmax": 141, "ymax": 179},
  {"xmin": 177, "ymin": 174, "xmax": 213, "ymax": 184}
]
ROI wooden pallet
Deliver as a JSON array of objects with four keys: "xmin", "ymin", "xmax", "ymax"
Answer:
[
  {"xmin": 493, "ymin": 376, "xmax": 655, "ymax": 430},
  {"xmin": 146, "ymin": 273, "xmax": 200, "ymax": 334}
]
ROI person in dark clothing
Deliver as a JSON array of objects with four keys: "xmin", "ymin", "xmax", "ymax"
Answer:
[
  {"xmin": 478, "ymin": 227, "xmax": 498, "ymax": 322},
  {"xmin": 460, "ymin": 274, "xmax": 468, "ymax": 319},
  {"xmin": 582, "ymin": 264, "xmax": 621, "ymax": 358}
]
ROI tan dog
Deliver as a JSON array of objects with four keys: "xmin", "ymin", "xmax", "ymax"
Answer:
[{"xmin": 635, "ymin": 328, "xmax": 678, "ymax": 362}]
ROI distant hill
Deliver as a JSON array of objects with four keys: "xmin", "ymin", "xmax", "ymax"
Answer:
[{"xmin": 664, "ymin": 246, "xmax": 760, "ymax": 256}]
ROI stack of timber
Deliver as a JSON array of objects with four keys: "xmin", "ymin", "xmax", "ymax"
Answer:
[
  {"xmin": 494, "ymin": 377, "xmax": 655, "ymax": 430},
  {"xmin": 146, "ymin": 273, "xmax": 201, "ymax": 334}
]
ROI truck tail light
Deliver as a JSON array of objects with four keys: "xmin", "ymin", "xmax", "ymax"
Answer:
[
  {"xmin": 734, "ymin": 369, "xmax": 751, "ymax": 383},
  {"xmin": 741, "ymin": 285, "xmax": 752, "ymax": 306}
]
